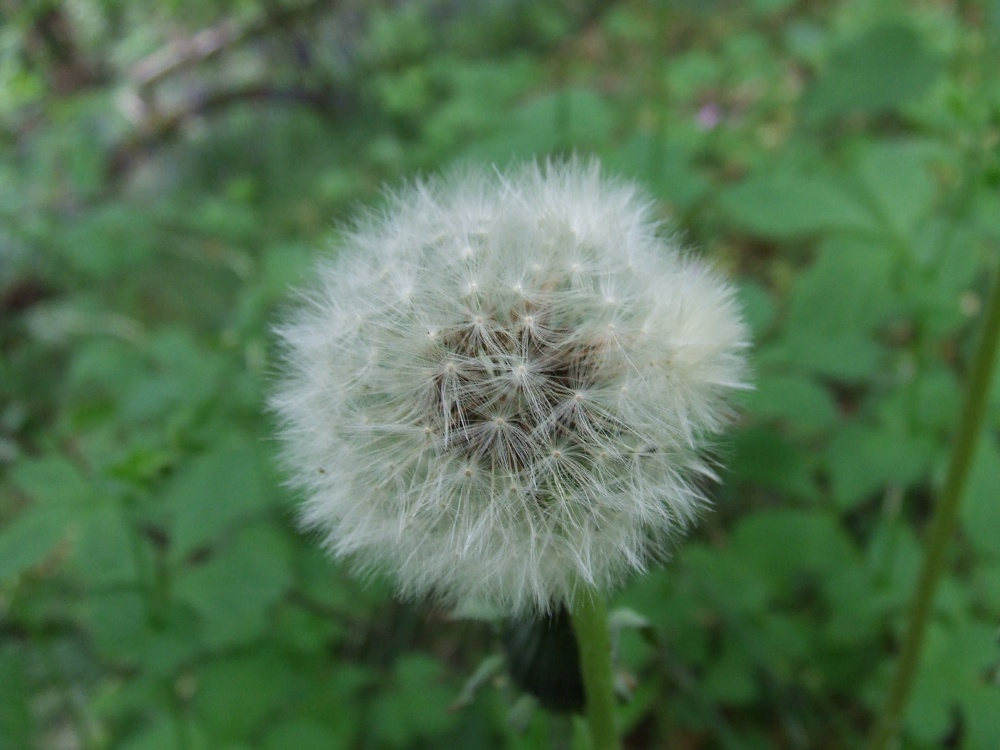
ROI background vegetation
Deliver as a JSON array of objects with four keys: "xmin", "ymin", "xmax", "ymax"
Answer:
[{"xmin": 2, "ymin": 0, "xmax": 999, "ymax": 748}]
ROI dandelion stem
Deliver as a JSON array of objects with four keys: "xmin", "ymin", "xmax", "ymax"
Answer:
[
  {"xmin": 570, "ymin": 588, "xmax": 621, "ymax": 750},
  {"xmin": 868, "ymin": 258, "xmax": 1000, "ymax": 750}
]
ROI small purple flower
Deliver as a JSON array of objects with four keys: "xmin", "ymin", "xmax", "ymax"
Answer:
[{"xmin": 696, "ymin": 103, "xmax": 723, "ymax": 131}]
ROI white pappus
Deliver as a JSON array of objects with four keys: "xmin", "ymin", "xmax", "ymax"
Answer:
[{"xmin": 270, "ymin": 159, "xmax": 750, "ymax": 616}]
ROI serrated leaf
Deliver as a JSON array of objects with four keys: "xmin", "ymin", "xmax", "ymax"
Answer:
[
  {"xmin": 972, "ymin": 562, "xmax": 1000, "ymax": 616},
  {"xmin": 65, "ymin": 338, "xmax": 147, "ymax": 402},
  {"xmin": 737, "ymin": 280, "xmax": 777, "ymax": 337},
  {"xmin": 0, "ymin": 505, "xmax": 76, "ymax": 582},
  {"xmin": 743, "ymin": 374, "xmax": 838, "ymax": 436},
  {"xmin": 72, "ymin": 505, "xmax": 140, "ymax": 587},
  {"xmin": 174, "ymin": 526, "xmax": 292, "ymax": 649},
  {"xmin": 904, "ymin": 622, "xmax": 1000, "ymax": 744},
  {"xmin": 729, "ymin": 509, "xmax": 858, "ymax": 595},
  {"xmin": 728, "ymin": 426, "xmax": 816, "ymax": 498},
  {"xmin": 702, "ymin": 636, "xmax": 756, "ymax": 705},
  {"xmin": 825, "ymin": 424, "xmax": 937, "ymax": 510},
  {"xmin": 853, "ymin": 140, "xmax": 936, "ymax": 239},
  {"xmin": 785, "ymin": 236, "xmax": 896, "ymax": 336},
  {"xmin": 961, "ymin": 434, "xmax": 1000, "ymax": 555},
  {"xmin": 120, "ymin": 329, "xmax": 224, "ymax": 424},
  {"xmin": 961, "ymin": 685, "xmax": 1000, "ymax": 750},
  {"xmin": 802, "ymin": 23, "xmax": 942, "ymax": 122},
  {"xmin": 166, "ymin": 441, "xmax": 271, "ymax": 559},
  {"xmin": 682, "ymin": 545, "xmax": 770, "ymax": 615},
  {"xmin": 56, "ymin": 204, "xmax": 156, "ymax": 280},
  {"xmin": 371, "ymin": 655, "xmax": 455, "ymax": 747},
  {"xmin": 758, "ymin": 331, "xmax": 882, "ymax": 382},
  {"xmin": 187, "ymin": 198, "xmax": 259, "ymax": 243},
  {"xmin": 719, "ymin": 173, "xmax": 875, "ymax": 238},
  {"xmin": 909, "ymin": 364, "xmax": 961, "ymax": 432},
  {"xmin": 604, "ymin": 133, "xmax": 710, "ymax": 209},
  {"xmin": 193, "ymin": 651, "xmax": 291, "ymax": 742},
  {"xmin": 10, "ymin": 456, "xmax": 93, "ymax": 506},
  {"xmin": 904, "ymin": 219, "xmax": 982, "ymax": 339},
  {"xmin": 823, "ymin": 566, "xmax": 887, "ymax": 646},
  {"xmin": 82, "ymin": 590, "xmax": 149, "ymax": 663},
  {"xmin": 463, "ymin": 88, "xmax": 614, "ymax": 162}
]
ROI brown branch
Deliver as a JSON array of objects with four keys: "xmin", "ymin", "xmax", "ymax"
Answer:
[
  {"xmin": 106, "ymin": 83, "xmax": 349, "ymax": 179},
  {"xmin": 127, "ymin": 0, "xmax": 333, "ymax": 89},
  {"xmin": 130, "ymin": 20, "xmax": 241, "ymax": 88}
]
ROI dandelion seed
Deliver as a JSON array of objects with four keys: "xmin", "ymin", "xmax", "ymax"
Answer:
[{"xmin": 271, "ymin": 159, "xmax": 749, "ymax": 615}]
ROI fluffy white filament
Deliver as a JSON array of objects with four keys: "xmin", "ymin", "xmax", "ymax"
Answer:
[{"xmin": 271, "ymin": 160, "xmax": 749, "ymax": 615}]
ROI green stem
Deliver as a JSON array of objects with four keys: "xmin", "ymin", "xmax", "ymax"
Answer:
[
  {"xmin": 570, "ymin": 588, "xmax": 621, "ymax": 750},
  {"xmin": 868, "ymin": 258, "xmax": 1000, "ymax": 750}
]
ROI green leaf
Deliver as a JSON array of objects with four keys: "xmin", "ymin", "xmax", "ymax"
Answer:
[
  {"xmin": 736, "ymin": 280, "xmax": 777, "ymax": 338},
  {"xmin": 119, "ymin": 328, "xmax": 225, "ymax": 424},
  {"xmin": 904, "ymin": 622, "xmax": 1000, "ymax": 744},
  {"xmin": 166, "ymin": 440, "xmax": 271, "ymax": 559},
  {"xmin": 701, "ymin": 636, "xmax": 757, "ymax": 706},
  {"xmin": 603, "ymin": 133, "xmax": 710, "ymax": 210},
  {"xmin": 186, "ymin": 197, "xmax": 259, "ymax": 244},
  {"xmin": 0, "ymin": 505, "xmax": 75, "ymax": 582},
  {"xmin": 971, "ymin": 562, "xmax": 1000, "ymax": 616},
  {"xmin": 758, "ymin": 331, "xmax": 882, "ymax": 382},
  {"xmin": 261, "ymin": 721, "xmax": 353, "ymax": 750},
  {"xmin": 682, "ymin": 545, "xmax": 770, "ymax": 615},
  {"xmin": 10, "ymin": 456, "xmax": 93, "ymax": 506},
  {"xmin": 763, "ymin": 241, "xmax": 896, "ymax": 383},
  {"xmin": 728, "ymin": 426, "xmax": 817, "ymax": 499},
  {"xmin": 825, "ymin": 424, "xmax": 937, "ymax": 510},
  {"xmin": 801, "ymin": 23, "xmax": 942, "ymax": 123},
  {"xmin": 117, "ymin": 714, "xmax": 183, "ymax": 750},
  {"xmin": 464, "ymin": 88, "xmax": 615, "ymax": 161},
  {"xmin": 193, "ymin": 651, "xmax": 292, "ymax": 743},
  {"xmin": 65, "ymin": 338, "xmax": 147, "ymax": 404},
  {"xmin": 853, "ymin": 140, "xmax": 937, "ymax": 240},
  {"xmin": 0, "ymin": 648, "xmax": 30, "ymax": 750},
  {"xmin": 975, "ymin": 190, "xmax": 1000, "ymax": 241},
  {"xmin": 81, "ymin": 590, "xmax": 149, "ymax": 663},
  {"xmin": 961, "ymin": 684, "xmax": 1000, "ymax": 750},
  {"xmin": 785, "ymin": 236, "xmax": 896, "ymax": 336},
  {"xmin": 755, "ymin": 612, "xmax": 813, "ymax": 673},
  {"xmin": 904, "ymin": 218, "xmax": 982, "ymax": 338},
  {"xmin": 137, "ymin": 617, "xmax": 203, "ymax": 677},
  {"xmin": 743, "ymin": 374, "xmax": 839, "ymax": 436},
  {"xmin": 71, "ymin": 505, "xmax": 140, "ymax": 587},
  {"xmin": 718, "ymin": 173, "xmax": 875, "ymax": 238},
  {"xmin": 56, "ymin": 205, "xmax": 156, "ymax": 280},
  {"xmin": 370, "ymin": 655, "xmax": 456, "ymax": 747},
  {"xmin": 961, "ymin": 433, "xmax": 1000, "ymax": 555},
  {"xmin": 823, "ymin": 566, "xmax": 888, "ymax": 646},
  {"xmin": 729, "ymin": 509, "xmax": 859, "ymax": 597},
  {"xmin": 174, "ymin": 525, "xmax": 292, "ymax": 649},
  {"xmin": 908, "ymin": 364, "xmax": 961, "ymax": 433}
]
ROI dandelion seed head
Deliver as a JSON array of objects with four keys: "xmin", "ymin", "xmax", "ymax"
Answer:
[{"xmin": 272, "ymin": 159, "xmax": 749, "ymax": 615}]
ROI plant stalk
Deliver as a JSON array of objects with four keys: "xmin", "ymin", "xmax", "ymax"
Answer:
[
  {"xmin": 570, "ymin": 588, "xmax": 621, "ymax": 750},
  {"xmin": 868, "ymin": 258, "xmax": 1000, "ymax": 749}
]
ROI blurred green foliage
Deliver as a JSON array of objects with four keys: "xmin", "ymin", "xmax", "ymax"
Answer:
[{"xmin": 2, "ymin": 0, "xmax": 1000, "ymax": 748}]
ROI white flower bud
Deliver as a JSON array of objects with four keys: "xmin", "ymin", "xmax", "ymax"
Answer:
[{"xmin": 271, "ymin": 159, "xmax": 749, "ymax": 615}]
